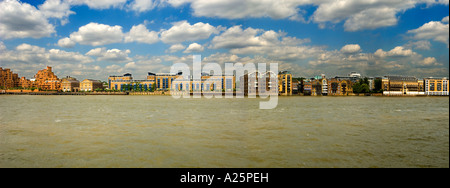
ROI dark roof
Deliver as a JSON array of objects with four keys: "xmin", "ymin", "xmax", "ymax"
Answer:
[{"xmin": 385, "ymin": 76, "xmax": 417, "ymax": 81}]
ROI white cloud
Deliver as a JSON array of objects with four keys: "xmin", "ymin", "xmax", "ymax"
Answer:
[
  {"xmin": 313, "ymin": 0, "xmax": 417, "ymax": 31},
  {"xmin": 86, "ymin": 48, "xmax": 132, "ymax": 62},
  {"xmin": 163, "ymin": 0, "xmax": 448, "ymax": 31},
  {"xmin": 165, "ymin": 0, "xmax": 308, "ymax": 20},
  {"xmin": 343, "ymin": 7, "xmax": 398, "ymax": 31},
  {"xmin": 127, "ymin": 0, "xmax": 161, "ymax": 13},
  {"xmin": 57, "ymin": 37, "xmax": 76, "ymax": 48},
  {"xmin": 64, "ymin": 23, "xmax": 124, "ymax": 46},
  {"xmin": 16, "ymin": 43, "xmax": 46, "ymax": 53},
  {"xmin": 0, "ymin": 43, "xmax": 97, "ymax": 78},
  {"xmin": 210, "ymin": 25, "xmax": 322, "ymax": 61},
  {"xmin": 442, "ymin": 16, "xmax": 449, "ymax": 23},
  {"xmin": 124, "ymin": 24, "xmax": 159, "ymax": 44},
  {"xmin": 48, "ymin": 49, "xmax": 94, "ymax": 64},
  {"xmin": 0, "ymin": 41, "xmax": 6, "ymax": 51},
  {"xmin": 38, "ymin": 0, "xmax": 75, "ymax": 25},
  {"xmin": 202, "ymin": 53, "xmax": 241, "ymax": 64},
  {"xmin": 11, "ymin": 44, "xmax": 93, "ymax": 64},
  {"xmin": 405, "ymin": 40, "xmax": 432, "ymax": 50},
  {"xmin": 167, "ymin": 44, "xmax": 186, "ymax": 53},
  {"xmin": 420, "ymin": 57, "xmax": 440, "ymax": 66},
  {"xmin": 0, "ymin": 0, "xmax": 55, "ymax": 39},
  {"xmin": 68, "ymin": 0, "xmax": 127, "ymax": 9},
  {"xmin": 408, "ymin": 19, "xmax": 449, "ymax": 46},
  {"xmin": 210, "ymin": 25, "xmax": 273, "ymax": 49},
  {"xmin": 183, "ymin": 43, "xmax": 204, "ymax": 53},
  {"xmin": 374, "ymin": 46, "xmax": 416, "ymax": 58},
  {"xmin": 160, "ymin": 21, "xmax": 221, "ymax": 43},
  {"xmin": 341, "ymin": 44, "xmax": 362, "ymax": 54}
]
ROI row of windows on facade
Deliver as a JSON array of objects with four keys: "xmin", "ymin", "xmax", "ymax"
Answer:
[
  {"xmin": 426, "ymin": 83, "xmax": 448, "ymax": 91},
  {"xmin": 114, "ymin": 80, "xmax": 234, "ymax": 91}
]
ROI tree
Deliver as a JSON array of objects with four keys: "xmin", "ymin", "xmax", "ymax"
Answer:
[
  {"xmin": 353, "ymin": 83, "xmax": 370, "ymax": 94},
  {"xmin": 374, "ymin": 78, "xmax": 382, "ymax": 93},
  {"xmin": 152, "ymin": 83, "xmax": 156, "ymax": 92}
]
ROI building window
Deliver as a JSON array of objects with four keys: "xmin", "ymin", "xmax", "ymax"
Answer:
[
  {"xmin": 430, "ymin": 83, "xmax": 435, "ymax": 91},
  {"xmin": 226, "ymin": 79, "xmax": 232, "ymax": 90}
]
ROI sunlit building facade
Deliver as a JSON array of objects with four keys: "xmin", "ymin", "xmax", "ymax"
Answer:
[
  {"xmin": 327, "ymin": 78, "xmax": 354, "ymax": 96},
  {"xmin": 278, "ymin": 71, "xmax": 293, "ymax": 96},
  {"xmin": 80, "ymin": 79, "xmax": 103, "ymax": 92},
  {"xmin": 34, "ymin": 66, "xmax": 61, "ymax": 91},
  {"xmin": 382, "ymin": 76, "xmax": 425, "ymax": 96},
  {"xmin": 61, "ymin": 77, "xmax": 80, "ymax": 92},
  {"xmin": 425, "ymin": 77, "xmax": 449, "ymax": 96},
  {"xmin": 0, "ymin": 67, "xmax": 20, "ymax": 89}
]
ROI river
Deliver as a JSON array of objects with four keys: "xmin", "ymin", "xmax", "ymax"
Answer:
[{"xmin": 0, "ymin": 95, "xmax": 448, "ymax": 168}]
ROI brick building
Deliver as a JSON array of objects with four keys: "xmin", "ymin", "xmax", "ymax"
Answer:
[
  {"xmin": 19, "ymin": 77, "xmax": 35, "ymax": 89},
  {"xmin": 327, "ymin": 78, "xmax": 354, "ymax": 96},
  {"xmin": 0, "ymin": 67, "xmax": 20, "ymax": 89},
  {"xmin": 34, "ymin": 66, "xmax": 61, "ymax": 91}
]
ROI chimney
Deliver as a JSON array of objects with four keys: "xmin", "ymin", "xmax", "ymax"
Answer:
[{"xmin": 47, "ymin": 66, "xmax": 52, "ymax": 72}]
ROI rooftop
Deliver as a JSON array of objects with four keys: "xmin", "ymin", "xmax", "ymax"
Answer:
[{"xmin": 384, "ymin": 76, "xmax": 418, "ymax": 81}]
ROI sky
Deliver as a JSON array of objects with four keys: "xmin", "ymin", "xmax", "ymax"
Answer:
[{"xmin": 0, "ymin": 0, "xmax": 448, "ymax": 81}]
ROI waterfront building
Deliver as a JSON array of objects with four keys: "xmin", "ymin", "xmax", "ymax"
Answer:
[
  {"xmin": 34, "ymin": 66, "xmax": 61, "ymax": 91},
  {"xmin": 348, "ymin": 72, "xmax": 362, "ymax": 78},
  {"xmin": 61, "ymin": 77, "xmax": 80, "ymax": 92},
  {"xmin": 109, "ymin": 73, "xmax": 159, "ymax": 92},
  {"xmin": 303, "ymin": 80, "xmax": 312, "ymax": 95},
  {"xmin": 184, "ymin": 73, "xmax": 236, "ymax": 92},
  {"xmin": 292, "ymin": 80, "xmax": 300, "ymax": 95},
  {"xmin": 327, "ymin": 78, "xmax": 354, "ymax": 96},
  {"xmin": 335, "ymin": 72, "xmax": 362, "ymax": 84},
  {"xmin": 154, "ymin": 72, "xmax": 183, "ymax": 91},
  {"xmin": 108, "ymin": 73, "xmax": 133, "ymax": 90},
  {"xmin": 311, "ymin": 79, "xmax": 323, "ymax": 96},
  {"xmin": 382, "ymin": 76, "xmax": 425, "ymax": 96},
  {"xmin": 80, "ymin": 79, "xmax": 103, "ymax": 92},
  {"xmin": 425, "ymin": 77, "xmax": 449, "ymax": 96},
  {"xmin": 240, "ymin": 72, "xmax": 278, "ymax": 96},
  {"xmin": 19, "ymin": 77, "xmax": 35, "ymax": 89},
  {"xmin": 279, "ymin": 71, "xmax": 293, "ymax": 96},
  {"xmin": 239, "ymin": 71, "xmax": 293, "ymax": 96},
  {"xmin": 309, "ymin": 74, "xmax": 328, "ymax": 96},
  {"xmin": 0, "ymin": 67, "xmax": 20, "ymax": 89}
]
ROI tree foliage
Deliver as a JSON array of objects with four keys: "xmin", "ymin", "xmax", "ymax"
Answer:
[{"xmin": 353, "ymin": 78, "xmax": 371, "ymax": 94}]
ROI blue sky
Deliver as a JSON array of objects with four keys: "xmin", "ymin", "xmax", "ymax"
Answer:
[{"xmin": 0, "ymin": 0, "xmax": 448, "ymax": 81}]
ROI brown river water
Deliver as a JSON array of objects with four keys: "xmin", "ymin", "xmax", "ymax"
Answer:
[{"xmin": 0, "ymin": 95, "xmax": 448, "ymax": 168}]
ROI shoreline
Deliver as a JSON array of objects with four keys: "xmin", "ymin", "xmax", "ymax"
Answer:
[{"xmin": 1, "ymin": 91, "xmax": 448, "ymax": 97}]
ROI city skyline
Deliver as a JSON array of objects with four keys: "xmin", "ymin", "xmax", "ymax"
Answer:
[{"xmin": 0, "ymin": 0, "xmax": 449, "ymax": 81}]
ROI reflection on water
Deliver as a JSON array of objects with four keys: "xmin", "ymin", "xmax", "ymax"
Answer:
[{"xmin": 0, "ymin": 95, "xmax": 448, "ymax": 168}]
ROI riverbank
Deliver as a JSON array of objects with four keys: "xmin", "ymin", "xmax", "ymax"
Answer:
[
  {"xmin": 1, "ymin": 90, "xmax": 447, "ymax": 97},
  {"xmin": 0, "ymin": 90, "xmax": 128, "ymax": 95}
]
